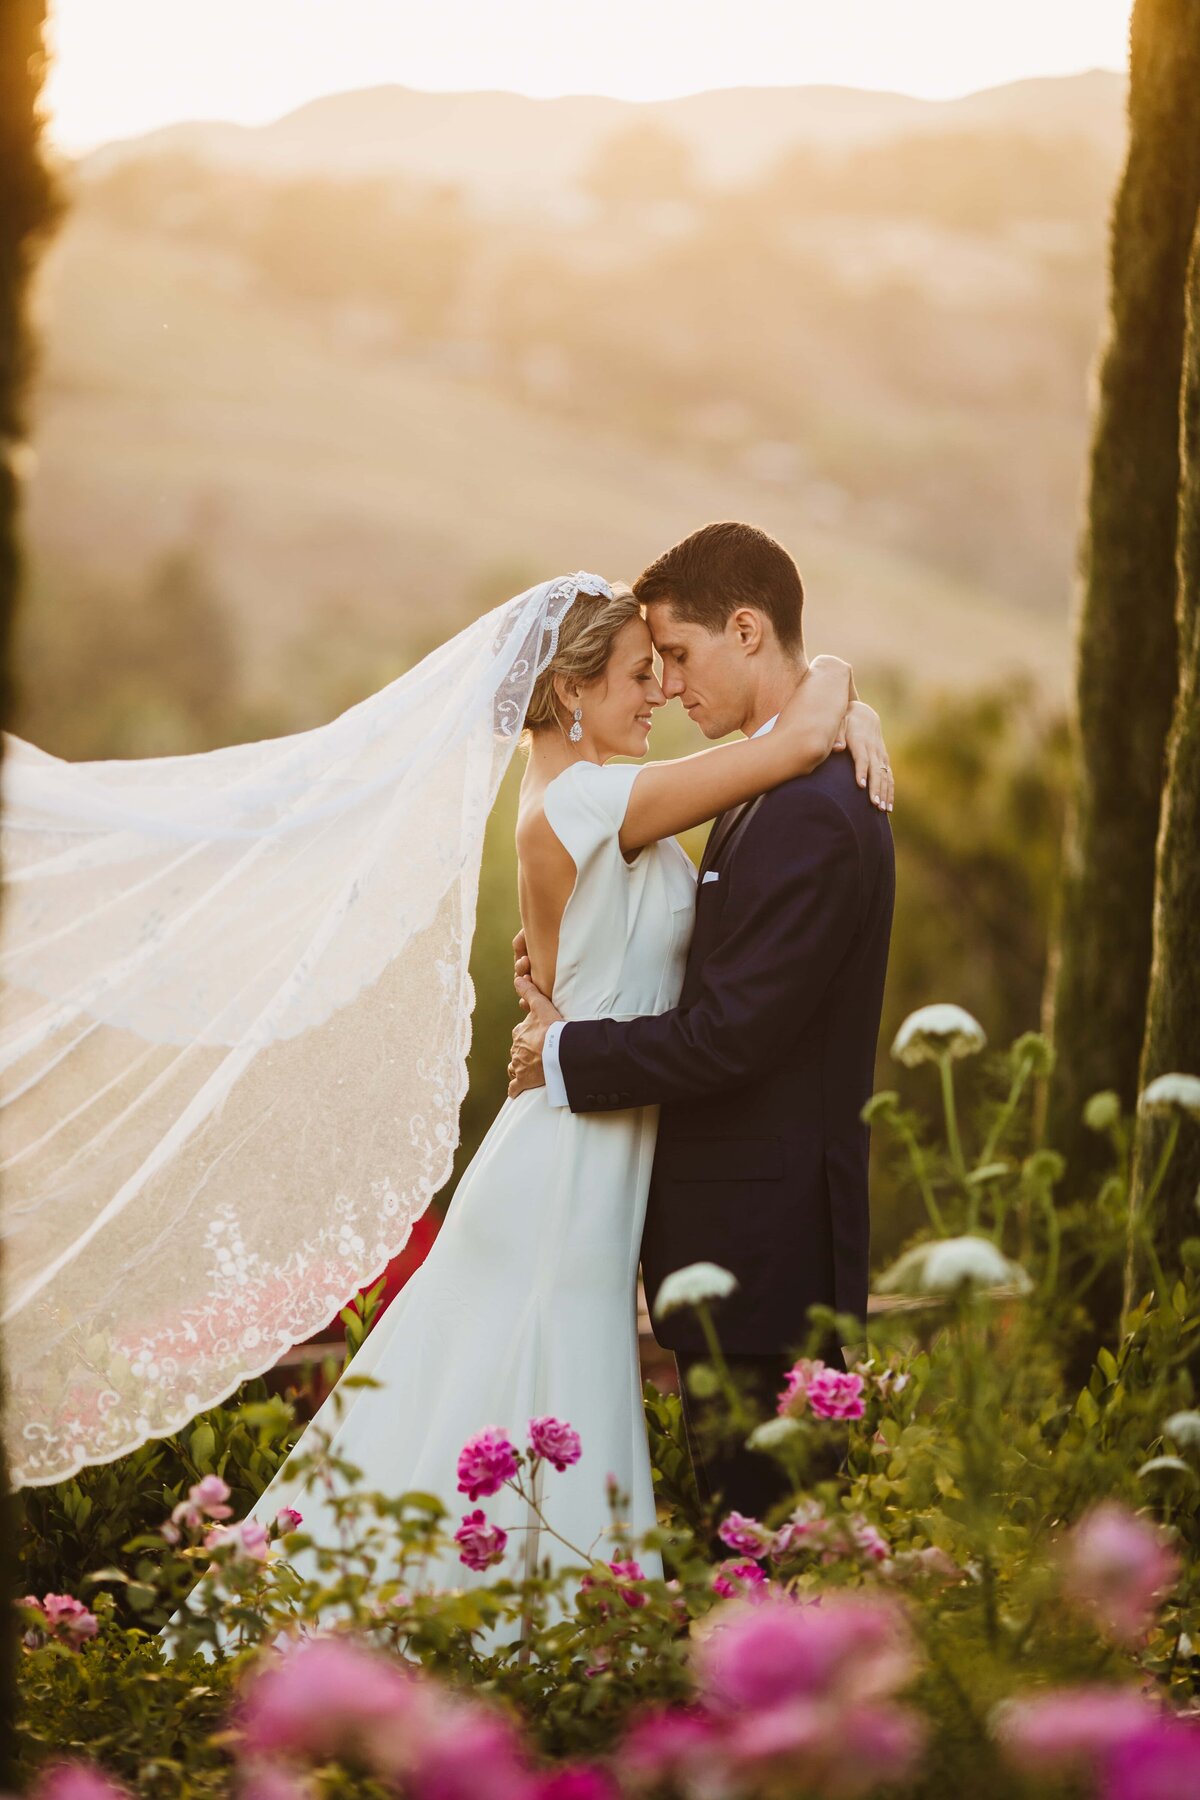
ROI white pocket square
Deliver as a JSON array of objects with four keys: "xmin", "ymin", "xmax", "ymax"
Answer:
[{"xmin": 701, "ymin": 870, "xmax": 720, "ymax": 885}]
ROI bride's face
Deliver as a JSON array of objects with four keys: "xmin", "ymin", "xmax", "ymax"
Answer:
[{"xmin": 579, "ymin": 617, "xmax": 666, "ymax": 760}]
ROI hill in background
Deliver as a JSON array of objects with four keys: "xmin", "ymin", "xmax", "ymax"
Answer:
[{"xmin": 19, "ymin": 72, "xmax": 1120, "ymax": 755}]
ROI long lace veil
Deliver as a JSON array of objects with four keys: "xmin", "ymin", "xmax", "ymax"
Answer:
[{"xmin": 0, "ymin": 572, "xmax": 606, "ymax": 1487}]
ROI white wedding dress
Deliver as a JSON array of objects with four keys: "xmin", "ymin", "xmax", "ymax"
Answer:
[{"xmin": 187, "ymin": 759, "xmax": 696, "ymax": 1639}]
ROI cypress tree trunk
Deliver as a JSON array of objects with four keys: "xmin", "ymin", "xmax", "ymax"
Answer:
[
  {"xmin": 1046, "ymin": 0, "xmax": 1200, "ymax": 1173},
  {"xmin": 1135, "ymin": 214, "xmax": 1200, "ymax": 1274},
  {"xmin": 1, "ymin": 3, "xmax": 59, "ymax": 1781}
]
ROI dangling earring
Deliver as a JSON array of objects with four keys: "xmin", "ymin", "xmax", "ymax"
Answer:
[{"xmin": 569, "ymin": 707, "xmax": 584, "ymax": 744}]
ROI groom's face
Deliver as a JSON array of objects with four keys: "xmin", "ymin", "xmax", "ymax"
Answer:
[{"xmin": 645, "ymin": 599, "xmax": 752, "ymax": 740}]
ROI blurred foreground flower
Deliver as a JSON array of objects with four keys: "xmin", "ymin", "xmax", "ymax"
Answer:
[
  {"xmin": 692, "ymin": 1593, "xmax": 925, "ymax": 1796},
  {"xmin": 19, "ymin": 1592, "xmax": 98, "ymax": 1651},
  {"xmin": 654, "ymin": 1262, "xmax": 738, "ymax": 1317},
  {"xmin": 991, "ymin": 1685, "xmax": 1166, "ymax": 1779},
  {"xmin": 1138, "ymin": 1072, "xmax": 1200, "ymax": 1121},
  {"xmin": 877, "ymin": 1234, "xmax": 1032, "ymax": 1297},
  {"xmin": 891, "ymin": 1004, "xmax": 985, "ymax": 1066},
  {"xmin": 1061, "ymin": 1502, "xmax": 1180, "ymax": 1645},
  {"xmin": 30, "ymin": 1765, "xmax": 129, "ymax": 1800}
]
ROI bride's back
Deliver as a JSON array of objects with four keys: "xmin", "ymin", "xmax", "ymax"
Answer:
[{"xmin": 517, "ymin": 760, "xmax": 696, "ymax": 1022}]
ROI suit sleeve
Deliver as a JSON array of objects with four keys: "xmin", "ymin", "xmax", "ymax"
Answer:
[{"xmin": 558, "ymin": 785, "xmax": 863, "ymax": 1111}]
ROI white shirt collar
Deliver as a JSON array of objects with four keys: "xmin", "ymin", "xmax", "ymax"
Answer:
[{"xmin": 751, "ymin": 714, "xmax": 779, "ymax": 739}]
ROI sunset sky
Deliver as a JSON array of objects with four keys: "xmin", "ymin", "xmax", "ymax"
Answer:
[{"xmin": 44, "ymin": 0, "xmax": 1132, "ymax": 152}]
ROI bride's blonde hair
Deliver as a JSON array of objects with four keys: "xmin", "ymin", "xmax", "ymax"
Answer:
[{"xmin": 524, "ymin": 581, "xmax": 641, "ymax": 736}]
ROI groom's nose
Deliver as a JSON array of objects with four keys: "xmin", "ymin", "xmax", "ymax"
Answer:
[{"xmin": 661, "ymin": 665, "xmax": 686, "ymax": 699}]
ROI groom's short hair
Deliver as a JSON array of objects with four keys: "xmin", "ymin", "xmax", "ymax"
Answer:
[{"xmin": 634, "ymin": 521, "xmax": 804, "ymax": 653}]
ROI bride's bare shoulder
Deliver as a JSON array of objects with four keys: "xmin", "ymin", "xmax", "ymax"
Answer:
[{"xmin": 515, "ymin": 792, "xmax": 574, "ymax": 875}]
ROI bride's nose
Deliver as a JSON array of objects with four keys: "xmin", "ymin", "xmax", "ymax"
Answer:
[{"xmin": 647, "ymin": 680, "xmax": 667, "ymax": 707}]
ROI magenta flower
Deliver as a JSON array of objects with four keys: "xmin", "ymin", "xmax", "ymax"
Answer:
[
  {"xmin": 695, "ymin": 1594, "xmax": 916, "ymax": 1714},
  {"xmin": 1062, "ymin": 1502, "xmax": 1181, "ymax": 1644},
  {"xmin": 236, "ymin": 1635, "xmax": 422, "ymax": 1763},
  {"xmin": 170, "ymin": 1472, "xmax": 233, "ymax": 1530},
  {"xmin": 1104, "ymin": 1717, "xmax": 1200, "ymax": 1800},
  {"xmin": 406, "ymin": 1702, "xmax": 534, "ymax": 1800},
  {"xmin": 580, "ymin": 1559, "xmax": 647, "ymax": 1613},
  {"xmin": 32, "ymin": 1763, "xmax": 128, "ymax": 1800},
  {"xmin": 534, "ymin": 1767, "xmax": 621, "ymax": 1800},
  {"xmin": 204, "ymin": 1518, "xmax": 271, "ymax": 1564},
  {"xmin": 528, "ymin": 1416, "xmax": 582, "ymax": 1472},
  {"xmin": 808, "ymin": 1366, "xmax": 866, "ymax": 1420},
  {"xmin": 455, "ymin": 1509, "xmax": 509, "ymax": 1572},
  {"xmin": 848, "ymin": 1516, "xmax": 890, "ymax": 1564},
  {"xmin": 275, "ymin": 1506, "xmax": 303, "ymax": 1533},
  {"xmin": 712, "ymin": 1560, "xmax": 770, "ymax": 1601},
  {"xmin": 726, "ymin": 1696, "xmax": 925, "ymax": 1797},
  {"xmin": 777, "ymin": 1359, "xmax": 865, "ymax": 1420},
  {"xmin": 618, "ymin": 1707, "xmax": 719, "ymax": 1787},
  {"xmin": 994, "ymin": 1686, "xmax": 1166, "ymax": 1779},
  {"xmin": 718, "ymin": 1511, "xmax": 773, "ymax": 1559},
  {"xmin": 22, "ymin": 1593, "xmax": 99, "ymax": 1651},
  {"xmin": 457, "ymin": 1427, "xmax": 520, "ymax": 1501}
]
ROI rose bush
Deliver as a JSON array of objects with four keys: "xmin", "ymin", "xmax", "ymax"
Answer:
[{"xmin": 11, "ymin": 1015, "xmax": 1200, "ymax": 1798}]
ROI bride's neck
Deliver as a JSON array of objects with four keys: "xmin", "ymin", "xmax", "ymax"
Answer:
[{"xmin": 523, "ymin": 728, "xmax": 599, "ymax": 790}]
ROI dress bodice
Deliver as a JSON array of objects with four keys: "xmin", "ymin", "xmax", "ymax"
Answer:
[{"xmin": 542, "ymin": 761, "xmax": 696, "ymax": 1022}]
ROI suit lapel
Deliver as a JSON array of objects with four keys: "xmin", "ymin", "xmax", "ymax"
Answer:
[{"xmin": 699, "ymin": 798, "xmax": 756, "ymax": 880}]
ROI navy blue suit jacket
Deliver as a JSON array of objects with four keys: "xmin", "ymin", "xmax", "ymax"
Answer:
[{"xmin": 557, "ymin": 750, "xmax": 895, "ymax": 1355}]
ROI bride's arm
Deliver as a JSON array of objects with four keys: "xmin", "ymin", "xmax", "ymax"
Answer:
[{"xmin": 619, "ymin": 655, "xmax": 854, "ymax": 854}]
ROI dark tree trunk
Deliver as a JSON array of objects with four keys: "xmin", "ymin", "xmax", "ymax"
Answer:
[
  {"xmin": 1136, "ymin": 214, "xmax": 1200, "ymax": 1276},
  {"xmin": 1046, "ymin": 0, "xmax": 1200, "ymax": 1175},
  {"xmin": 1, "ymin": 2, "xmax": 59, "ymax": 1782}
]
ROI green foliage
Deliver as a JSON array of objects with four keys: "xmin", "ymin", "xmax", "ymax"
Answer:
[
  {"xmin": 12, "ymin": 1021, "xmax": 1200, "ymax": 1798},
  {"xmin": 18, "ymin": 1378, "xmax": 302, "ymax": 1612}
]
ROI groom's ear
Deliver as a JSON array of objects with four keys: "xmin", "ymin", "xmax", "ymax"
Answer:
[{"xmin": 729, "ymin": 607, "xmax": 768, "ymax": 655}]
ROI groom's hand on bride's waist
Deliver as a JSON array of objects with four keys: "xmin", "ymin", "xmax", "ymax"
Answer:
[{"xmin": 508, "ymin": 976, "xmax": 563, "ymax": 1097}]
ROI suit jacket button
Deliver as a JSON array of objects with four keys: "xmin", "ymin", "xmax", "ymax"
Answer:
[
  {"xmin": 585, "ymin": 1093, "xmax": 596, "ymax": 1105},
  {"xmin": 609, "ymin": 1091, "xmax": 620, "ymax": 1105}
]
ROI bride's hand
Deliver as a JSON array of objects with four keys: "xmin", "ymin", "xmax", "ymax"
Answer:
[
  {"xmin": 513, "ymin": 928, "xmax": 531, "ymax": 1007},
  {"xmin": 775, "ymin": 655, "xmax": 853, "ymax": 768},
  {"xmin": 837, "ymin": 701, "xmax": 894, "ymax": 811}
]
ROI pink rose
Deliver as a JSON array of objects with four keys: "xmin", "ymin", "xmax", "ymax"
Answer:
[
  {"xmin": 171, "ymin": 1472, "xmax": 233, "ymax": 1530},
  {"xmin": 718, "ymin": 1511, "xmax": 773, "ymax": 1559},
  {"xmin": 455, "ymin": 1509, "xmax": 509, "ymax": 1572},
  {"xmin": 695, "ymin": 1594, "xmax": 916, "ymax": 1714},
  {"xmin": 534, "ymin": 1767, "xmax": 620, "ymax": 1800},
  {"xmin": 275, "ymin": 1506, "xmax": 303, "ymax": 1533},
  {"xmin": 404, "ymin": 1702, "xmax": 534, "ymax": 1800},
  {"xmin": 204, "ymin": 1518, "xmax": 271, "ymax": 1563},
  {"xmin": 236, "ymin": 1635, "xmax": 423, "ymax": 1762},
  {"xmin": 713, "ymin": 1560, "xmax": 770, "ymax": 1601},
  {"xmin": 848, "ymin": 1516, "xmax": 890, "ymax": 1564},
  {"xmin": 995, "ymin": 1686, "xmax": 1166, "ymax": 1779},
  {"xmin": 1104, "ymin": 1716, "xmax": 1200, "ymax": 1800},
  {"xmin": 726, "ymin": 1696, "xmax": 924, "ymax": 1796},
  {"xmin": 580, "ymin": 1559, "xmax": 647, "ymax": 1613},
  {"xmin": 1062, "ymin": 1502, "xmax": 1181, "ymax": 1645},
  {"xmin": 25, "ymin": 1593, "xmax": 99, "ymax": 1650},
  {"xmin": 457, "ymin": 1427, "xmax": 520, "ymax": 1502},
  {"xmin": 618, "ymin": 1708, "xmax": 719, "ymax": 1788},
  {"xmin": 777, "ymin": 1359, "xmax": 866, "ymax": 1420},
  {"xmin": 32, "ymin": 1763, "xmax": 128, "ymax": 1800},
  {"xmin": 528, "ymin": 1416, "xmax": 582, "ymax": 1472}
]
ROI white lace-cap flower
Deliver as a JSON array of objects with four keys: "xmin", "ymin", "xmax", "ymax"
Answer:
[
  {"xmin": 891, "ymin": 1004, "xmax": 986, "ymax": 1067},
  {"xmin": 1138, "ymin": 1073, "xmax": 1200, "ymax": 1121},
  {"xmin": 878, "ymin": 1234, "xmax": 1032, "ymax": 1297},
  {"xmin": 747, "ymin": 1417, "xmax": 803, "ymax": 1452},
  {"xmin": 1163, "ymin": 1410, "xmax": 1200, "ymax": 1448},
  {"xmin": 654, "ymin": 1262, "xmax": 739, "ymax": 1317}
]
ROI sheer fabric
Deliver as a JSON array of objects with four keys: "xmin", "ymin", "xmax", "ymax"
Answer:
[{"xmin": 0, "ymin": 574, "xmax": 606, "ymax": 1487}]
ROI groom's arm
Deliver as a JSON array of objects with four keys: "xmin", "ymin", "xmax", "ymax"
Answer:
[{"xmin": 555, "ymin": 785, "xmax": 862, "ymax": 1112}]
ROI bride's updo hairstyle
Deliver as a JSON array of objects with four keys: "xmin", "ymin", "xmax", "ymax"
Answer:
[{"xmin": 523, "ymin": 581, "xmax": 641, "ymax": 739}]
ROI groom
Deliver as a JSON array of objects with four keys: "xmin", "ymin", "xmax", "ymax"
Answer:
[{"xmin": 508, "ymin": 520, "xmax": 895, "ymax": 1520}]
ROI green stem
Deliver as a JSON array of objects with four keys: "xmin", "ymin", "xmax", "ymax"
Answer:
[
  {"xmin": 980, "ymin": 1064, "xmax": 1030, "ymax": 1166},
  {"xmin": 897, "ymin": 1118, "xmax": 947, "ymax": 1234},
  {"xmin": 939, "ymin": 1055, "xmax": 968, "ymax": 1191}
]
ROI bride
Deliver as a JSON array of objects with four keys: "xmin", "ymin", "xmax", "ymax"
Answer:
[{"xmin": 1, "ymin": 570, "xmax": 884, "ymax": 1629}]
